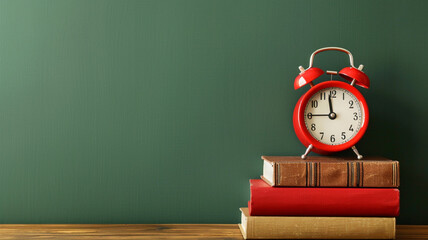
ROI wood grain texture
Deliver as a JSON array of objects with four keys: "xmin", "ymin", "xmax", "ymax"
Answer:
[
  {"xmin": 396, "ymin": 225, "xmax": 428, "ymax": 240},
  {"xmin": 0, "ymin": 224, "xmax": 425, "ymax": 240},
  {"xmin": 0, "ymin": 224, "xmax": 241, "ymax": 240}
]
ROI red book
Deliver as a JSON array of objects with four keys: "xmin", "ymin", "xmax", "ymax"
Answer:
[{"xmin": 249, "ymin": 179, "xmax": 399, "ymax": 216}]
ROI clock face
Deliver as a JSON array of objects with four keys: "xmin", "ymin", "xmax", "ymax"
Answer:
[{"xmin": 303, "ymin": 87, "xmax": 363, "ymax": 145}]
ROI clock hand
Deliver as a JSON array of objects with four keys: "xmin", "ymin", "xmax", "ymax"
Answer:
[
  {"xmin": 307, "ymin": 113, "xmax": 329, "ymax": 119},
  {"xmin": 327, "ymin": 95, "xmax": 337, "ymax": 120}
]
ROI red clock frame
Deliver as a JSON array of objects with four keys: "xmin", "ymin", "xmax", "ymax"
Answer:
[{"xmin": 293, "ymin": 81, "xmax": 369, "ymax": 155}]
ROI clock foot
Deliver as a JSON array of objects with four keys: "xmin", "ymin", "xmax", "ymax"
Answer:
[
  {"xmin": 301, "ymin": 144, "xmax": 313, "ymax": 159},
  {"xmin": 352, "ymin": 146, "xmax": 363, "ymax": 160}
]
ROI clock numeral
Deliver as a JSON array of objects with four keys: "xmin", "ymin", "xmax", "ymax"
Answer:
[
  {"xmin": 311, "ymin": 100, "xmax": 318, "ymax": 108},
  {"xmin": 307, "ymin": 113, "xmax": 313, "ymax": 119},
  {"xmin": 320, "ymin": 132, "xmax": 324, "ymax": 140},
  {"xmin": 320, "ymin": 92, "xmax": 326, "ymax": 100},
  {"xmin": 330, "ymin": 134, "xmax": 335, "ymax": 143},
  {"xmin": 353, "ymin": 112, "xmax": 358, "ymax": 120},
  {"xmin": 311, "ymin": 124, "xmax": 316, "ymax": 131},
  {"xmin": 349, "ymin": 100, "xmax": 354, "ymax": 109},
  {"xmin": 329, "ymin": 90, "xmax": 336, "ymax": 98},
  {"xmin": 341, "ymin": 132, "xmax": 346, "ymax": 140},
  {"xmin": 349, "ymin": 125, "xmax": 354, "ymax": 131},
  {"xmin": 343, "ymin": 92, "xmax": 345, "ymax": 100}
]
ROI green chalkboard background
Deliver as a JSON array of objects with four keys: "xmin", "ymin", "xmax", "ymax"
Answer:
[{"xmin": 0, "ymin": 0, "xmax": 426, "ymax": 224}]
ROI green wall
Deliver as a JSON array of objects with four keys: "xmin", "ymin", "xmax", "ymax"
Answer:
[{"xmin": 0, "ymin": 0, "xmax": 426, "ymax": 224}]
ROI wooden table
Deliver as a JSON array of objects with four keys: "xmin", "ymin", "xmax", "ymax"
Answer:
[{"xmin": 0, "ymin": 224, "xmax": 426, "ymax": 239}]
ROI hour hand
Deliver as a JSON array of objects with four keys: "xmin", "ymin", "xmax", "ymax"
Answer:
[
  {"xmin": 307, "ymin": 112, "xmax": 337, "ymax": 120},
  {"xmin": 307, "ymin": 113, "xmax": 329, "ymax": 118}
]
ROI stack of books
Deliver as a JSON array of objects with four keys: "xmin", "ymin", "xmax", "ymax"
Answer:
[{"xmin": 239, "ymin": 156, "xmax": 400, "ymax": 239}]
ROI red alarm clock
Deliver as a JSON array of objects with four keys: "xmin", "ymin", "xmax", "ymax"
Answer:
[{"xmin": 293, "ymin": 47, "xmax": 370, "ymax": 159}]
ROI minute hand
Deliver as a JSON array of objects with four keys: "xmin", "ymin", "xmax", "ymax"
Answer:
[{"xmin": 328, "ymin": 94, "xmax": 333, "ymax": 113}]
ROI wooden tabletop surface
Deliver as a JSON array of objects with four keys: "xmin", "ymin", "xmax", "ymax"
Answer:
[{"xmin": 0, "ymin": 224, "xmax": 426, "ymax": 239}]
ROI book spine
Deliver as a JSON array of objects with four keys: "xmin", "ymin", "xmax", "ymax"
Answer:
[
  {"xmin": 249, "ymin": 179, "xmax": 400, "ymax": 217},
  {"xmin": 271, "ymin": 160, "xmax": 399, "ymax": 187},
  {"xmin": 249, "ymin": 215, "xmax": 395, "ymax": 239}
]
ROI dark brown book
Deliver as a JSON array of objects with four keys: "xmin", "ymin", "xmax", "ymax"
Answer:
[{"xmin": 262, "ymin": 156, "xmax": 399, "ymax": 187}]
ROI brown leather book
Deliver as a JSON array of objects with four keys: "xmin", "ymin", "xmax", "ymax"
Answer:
[
  {"xmin": 239, "ymin": 207, "xmax": 396, "ymax": 239},
  {"xmin": 262, "ymin": 156, "xmax": 399, "ymax": 187}
]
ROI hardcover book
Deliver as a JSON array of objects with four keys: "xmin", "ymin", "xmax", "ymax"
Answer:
[
  {"xmin": 249, "ymin": 179, "xmax": 400, "ymax": 216},
  {"xmin": 239, "ymin": 207, "xmax": 396, "ymax": 239},
  {"xmin": 262, "ymin": 156, "xmax": 399, "ymax": 187}
]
